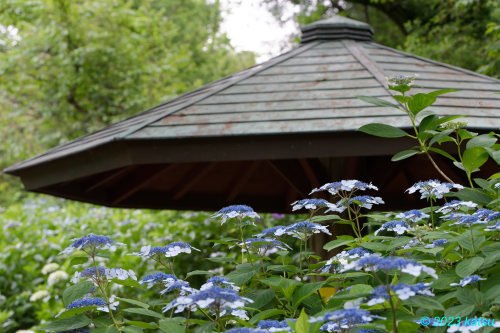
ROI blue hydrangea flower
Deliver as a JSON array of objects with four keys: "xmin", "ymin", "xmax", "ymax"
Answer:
[
  {"xmin": 201, "ymin": 276, "xmax": 239, "ymax": 291},
  {"xmin": 225, "ymin": 329, "xmax": 266, "ymax": 333},
  {"xmin": 160, "ymin": 280, "xmax": 196, "ymax": 296},
  {"xmin": 220, "ymin": 307, "xmax": 249, "ymax": 320},
  {"xmin": 395, "ymin": 209, "xmax": 429, "ymax": 223},
  {"xmin": 291, "ymin": 199, "xmax": 344, "ymax": 213},
  {"xmin": 255, "ymin": 226, "xmax": 288, "ymax": 238},
  {"xmin": 72, "ymin": 267, "xmax": 136, "ymax": 284},
  {"xmin": 284, "ymin": 221, "xmax": 331, "ymax": 238},
  {"xmin": 337, "ymin": 247, "xmax": 374, "ymax": 259},
  {"xmin": 257, "ymin": 319, "xmax": 292, "ymax": 332},
  {"xmin": 407, "ymin": 180, "xmax": 464, "ymax": 199},
  {"xmin": 366, "ymin": 283, "xmax": 433, "ymax": 305},
  {"xmin": 447, "ymin": 209, "xmax": 496, "ymax": 226},
  {"xmin": 240, "ymin": 238, "xmax": 290, "ymax": 255},
  {"xmin": 374, "ymin": 220, "xmax": 413, "ymax": 236},
  {"xmin": 341, "ymin": 255, "xmax": 437, "ymax": 278},
  {"xmin": 337, "ymin": 195, "xmax": 384, "ymax": 209},
  {"xmin": 212, "ymin": 205, "xmax": 260, "ymax": 224},
  {"xmin": 163, "ymin": 285, "xmax": 253, "ymax": 314},
  {"xmin": 59, "ymin": 296, "xmax": 118, "ymax": 314},
  {"xmin": 435, "ymin": 200, "xmax": 477, "ymax": 214},
  {"xmin": 310, "ymin": 309, "xmax": 385, "ymax": 331},
  {"xmin": 495, "ymin": 183, "xmax": 500, "ymax": 189},
  {"xmin": 139, "ymin": 273, "xmax": 177, "ymax": 289},
  {"xmin": 310, "ymin": 180, "xmax": 378, "ymax": 196},
  {"xmin": 424, "ymin": 239, "xmax": 447, "ymax": 249},
  {"xmin": 131, "ymin": 242, "xmax": 199, "ymax": 258},
  {"xmin": 485, "ymin": 221, "xmax": 500, "ymax": 231},
  {"xmin": 450, "ymin": 275, "xmax": 486, "ymax": 287},
  {"xmin": 322, "ymin": 247, "xmax": 375, "ymax": 272},
  {"xmin": 60, "ymin": 234, "xmax": 123, "ymax": 255},
  {"xmin": 402, "ymin": 238, "xmax": 421, "ymax": 249}
]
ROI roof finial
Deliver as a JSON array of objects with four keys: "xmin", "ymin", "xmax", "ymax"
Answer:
[{"xmin": 300, "ymin": 16, "xmax": 374, "ymax": 43}]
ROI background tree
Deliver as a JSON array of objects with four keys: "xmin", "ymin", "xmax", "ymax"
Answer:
[
  {"xmin": 0, "ymin": 0, "xmax": 255, "ymax": 203},
  {"xmin": 264, "ymin": 0, "xmax": 500, "ymax": 77}
]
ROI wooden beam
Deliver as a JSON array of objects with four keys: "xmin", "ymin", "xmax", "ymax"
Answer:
[
  {"xmin": 111, "ymin": 165, "xmax": 174, "ymax": 205},
  {"xmin": 299, "ymin": 158, "xmax": 320, "ymax": 188},
  {"xmin": 226, "ymin": 161, "xmax": 261, "ymax": 203},
  {"xmin": 173, "ymin": 162, "xmax": 217, "ymax": 200},
  {"xmin": 86, "ymin": 166, "xmax": 136, "ymax": 192},
  {"xmin": 267, "ymin": 160, "xmax": 306, "ymax": 197}
]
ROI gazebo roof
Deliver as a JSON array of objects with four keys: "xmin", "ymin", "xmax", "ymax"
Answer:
[{"xmin": 5, "ymin": 16, "xmax": 500, "ymax": 212}]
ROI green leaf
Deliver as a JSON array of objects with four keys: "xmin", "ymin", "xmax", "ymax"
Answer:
[
  {"xmin": 249, "ymin": 309, "xmax": 285, "ymax": 325},
  {"xmin": 432, "ymin": 271, "xmax": 460, "ymax": 290},
  {"xmin": 43, "ymin": 314, "xmax": 91, "ymax": 331},
  {"xmin": 389, "ymin": 84, "xmax": 411, "ymax": 94},
  {"xmin": 426, "ymin": 89, "xmax": 460, "ymax": 97},
  {"xmin": 462, "ymin": 146, "xmax": 489, "ymax": 172},
  {"xmin": 359, "ymin": 242, "xmax": 389, "ymax": 252},
  {"xmin": 405, "ymin": 295, "xmax": 444, "ymax": 311},
  {"xmin": 323, "ymin": 238, "xmax": 354, "ymax": 251},
  {"xmin": 247, "ymin": 289, "xmax": 275, "ymax": 309},
  {"xmin": 69, "ymin": 256, "xmax": 89, "ymax": 266},
  {"xmin": 429, "ymin": 129, "xmax": 454, "ymax": 146},
  {"xmin": 473, "ymin": 178, "xmax": 492, "ymax": 190},
  {"xmin": 117, "ymin": 298, "xmax": 150, "ymax": 309},
  {"xmin": 186, "ymin": 270, "xmax": 215, "ymax": 278},
  {"xmin": 294, "ymin": 309, "xmax": 310, "ymax": 333},
  {"xmin": 444, "ymin": 304, "xmax": 475, "ymax": 317},
  {"xmin": 358, "ymin": 123, "xmax": 408, "ymax": 138},
  {"xmin": 310, "ymin": 214, "xmax": 341, "ymax": 222},
  {"xmin": 407, "ymin": 93, "xmax": 436, "ymax": 115},
  {"xmin": 428, "ymin": 147, "xmax": 457, "ymax": 162},
  {"xmin": 225, "ymin": 266, "xmax": 256, "ymax": 285},
  {"xmin": 57, "ymin": 306, "xmax": 96, "ymax": 319},
  {"xmin": 485, "ymin": 147, "xmax": 500, "ymax": 164},
  {"xmin": 122, "ymin": 327, "xmax": 142, "ymax": 333},
  {"xmin": 419, "ymin": 115, "xmax": 439, "ymax": 132},
  {"xmin": 62, "ymin": 281, "xmax": 94, "ymax": 307},
  {"xmin": 391, "ymin": 149, "xmax": 419, "ymax": 161},
  {"xmin": 456, "ymin": 288, "xmax": 478, "ymax": 305},
  {"xmin": 124, "ymin": 321, "xmax": 158, "ymax": 329},
  {"xmin": 159, "ymin": 319, "xmax": 185, "ymax": 333},
  {"xmin": 357, "ymin": 95, "xmax": 400, "ymax": 108},
  {"xmin": 466, "ymin": 134, "xmax": 497, "ymax": 149},
  {"xmin": 456, "ymin": 257, "xmax": 485, "ymax": 278},
  {"xmin": 292, "ymin": 282, "xmax": 325, "ymax": 309},
  {"xmin": 458, "ymin": 129, "xmax": 477, "ymax": 140},
  {"xmin": 488, "ymin": 172, "xmax": 500, "ymax": 180},
  {"xmin": 453, "ymin": 188, "xmax": 491, "ymax": 206},
  {"xmin": 123, "ymin": 308, "xmax": 163, "ymax": 319}
]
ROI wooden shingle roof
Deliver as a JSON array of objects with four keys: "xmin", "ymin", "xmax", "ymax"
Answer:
[{"xmin": 5, "ymin": 16, "xmax": 500, "ymax": 211}]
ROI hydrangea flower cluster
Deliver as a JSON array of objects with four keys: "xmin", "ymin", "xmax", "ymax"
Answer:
[
  {"xmin": 201, "ymin": 276, "xmax": 239, "ymax": 291},
  {"xmin": 72, "ymin": 267, "xmax": 136, "ymax": 283},
  {"xmin": 256, "ymin": 226, "xmax": 288, "ymax": 238},
  {"xmin": 337, "ymin": 195, "xmax": 384, "ymax": 209},
  {"xmin": 310, "ymin": 180, "xmax": 378, "ymax": 195},
  {"xmin": 284, "ymin": 221, "xmax": 331, "ymax": 238},
  {"xmin": 395, "ymin": 209, "xmax": 429, "ymax": 223},
  {"xmin": 60, "ymin": 234, "xmax": 123, "ymax": 255},
  {"xmin": 321, "ymin": 247, "xmax": 375, "ymax": 273},
  {"xmin": 388, "ymin": 74, "xmax": 417, "ymax": 85},
  {"xmin": 436, "ymin": 200, "xmax": 477, "ymax": 214},
  {"xmin": 61, "ymin": 296, "xmax": 118, "ymax": 314},
  {"xmin": 406, "ymin": 180, "xmax": 464, "ymax": 199},
  {"xmin": 424, "ymin": 239, "xmax": 447, "ymax": 248},
  {"xmin": 139, "ymin": 272, "xmax": 177, "ymax": 289},
  {"xmin": 131, "ymin": 242, "xmax": 199, "ymax": 258},
  {"xmin": 291, "ymin": 199, "xmax": 344, "ymax": 213},
  {"xmin": 212, "ymin": 205, "xmax": 260, "ymax": 224},
  {"xmin": 450, "ymin": 275, "xmax": 486, "ymax": 287},
  {"xmin": 341, "ymin": 255, "xmax": 438, "ymax": 278},
  {"xmin": 309, "ymin": 309, "xmax": 385, "ymax": 332},
  {"xmin": 239, "ymin": 238, "xmax": 289, "ymax": 255},
  {"xmin": 163, "ymin": 285, "xmax": 252, "ymax": 317},
  {"xmin": 374, "ymin": 220, "xmax": 413, "ymax": 235},
  {"xmin": 485, "ymin": 221, "xmax": 500, "ymax": 231},
  {"xmin": 160, "ymin": 280, "xmax": 195, "ymax": 296},
  {"xmin": 365, "ymin": 283, "xmax": 434, "ymax": 305},
  {"xmin": 445, "ymin": 209, "xmax": 499, "ymax": 226},
  {"xmin": 225, "ymin": 328, "xmax": 266, "ymax": 333},
  {"xmin": 256, "ymin": 320, "xmax": 292, "ymax": 332}
]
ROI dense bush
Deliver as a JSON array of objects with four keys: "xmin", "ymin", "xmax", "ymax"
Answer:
[{"xmin": 3, "ymin": 78, "xmax": 500, "ymax": 333}]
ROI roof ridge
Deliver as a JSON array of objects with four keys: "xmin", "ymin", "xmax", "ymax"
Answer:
[
  {"xmin": 370, "ymin": 42, "xmax": 500, "ymax": 83},
  {"xmin": 114, "ymin": 41, "xmax": 321, "ymax": 140}
]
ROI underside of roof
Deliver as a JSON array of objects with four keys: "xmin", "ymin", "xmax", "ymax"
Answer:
[{"xmin": 4, "ymin": 16, "xmax": 500, "ymax": 212}]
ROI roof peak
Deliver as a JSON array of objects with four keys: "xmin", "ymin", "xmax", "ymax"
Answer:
[{"xmin": 300, "ymin": 15, "xmax": 374, "ymax": 43}]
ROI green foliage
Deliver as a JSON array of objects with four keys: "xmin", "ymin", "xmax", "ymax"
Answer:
[{"xmin": 0, "ymin": 0, "xmax": 255, "ymax": 203}]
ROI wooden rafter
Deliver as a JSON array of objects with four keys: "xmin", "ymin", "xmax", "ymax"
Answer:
[
  {"xmin": 173, "ymin": 162, "xmax": 217, "ymax": 200},
  {"xmin": 226, "ymin": 161, "xmax": 261, "ymax": 203},
  {"xmin": 268, "ymin": 160, "xmax": 306, "ymax": 197},
  {"xmin": 85, "ymin": 166, "xmax": 136, "ymax": 192},
  {"xmin": 299, "ymin": 158, "xmax": 320, "ymax": 188}
]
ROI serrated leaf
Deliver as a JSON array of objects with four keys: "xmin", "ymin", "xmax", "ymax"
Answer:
[
  {"xmin": 466, "ymin": 134, "xmax": 497, "ymax": 149},
  {"xmin": 292, "ymin": 282, "xmax": 325, "ymax": 309},
  {"xmin": 453, "ymin": 188, "xmax": 491, "ymax": 205},
  {"xmin": 405, "ymin": 295, "xmax": 444, "ymax": 311},
  {"xmin": 294, "ymin": 309, "xmax": 310, "ymax": 333},
  {"xmin": 57, "ymin": 306, "xmax": 95, "ymax": 319},
  {"xmin": 225, "ymin": 266, "xmax": 256, "ymax": 285},
  {"xmin": 419, "ymin": 115, "xmax": 439, "ymax": 132},
  {"xmin": 429, "ymin": 129, "xmax": 454, "ymax": 146},
  {"xmin": 123, "ymin": 308, "xmax": 163, "ymax": 319},
  {"xmin": 428, "ymin": 147, "xmax": 457, "ymax": 162},
  {"xmin": 323, "ymin": 238, "xmax": 354, "ymax": 251},
  {"xmin": 357, "ymin": 95, "xmax": 400, "ymax": 108},
  {"xmin": 186, "ymin": 270, "xmax": 215, "ymax": 278},
  {"xmin": 391, "ymin": 149, "xmax": 419, "ymax": 161},
  {"xmin": 463, "ymin": 146, "xmax": 489, "ymax": 172},
  {"xmin": 247, "ymin": 289, "xmax": 275, "ymax": 309},
  {"xmin": 358, "ymin": 123, "xmax": 408, "ymax": 138},
  {"xmin": 444, "ymin": 304, "xmax": 475, "ymax": 317},
  {"xmin": 249, "ymin": 309, "xmax": 285, "ymax": 325},
  {"xmin": 159, "ymin": 319, "xmax": 185, "ymax": 333},
  {"xmin": 427, "ymin": 89, "xmax": 460, "ymax": 97},
  {"xmin": 455, "ymin": 257, "xmax": 484, "ymax": 278},
  {"xmin": 69, "ymin": 256, "xmax": 89, "ymax": 266},
  {"xmin": 359, "ymin": 242, "xmax": 389, "ymax": 252},
  {"xmin": 408, "ymin": 93, "xmax": 436, "ymax": 115},
  {"xmin": 124, "ymin": 321, "xmax": 158, "ymax": 329},
  {"xmin": 43, "ymin": 314, "xmax": 91, "ymax": 331},
  {"xmin": 117, "ymin": 297, "xmax": 150, "ymax": 309},
  {"xmin": 63, "ymin": 281, "xmax": 94, "ymax": 307}
]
